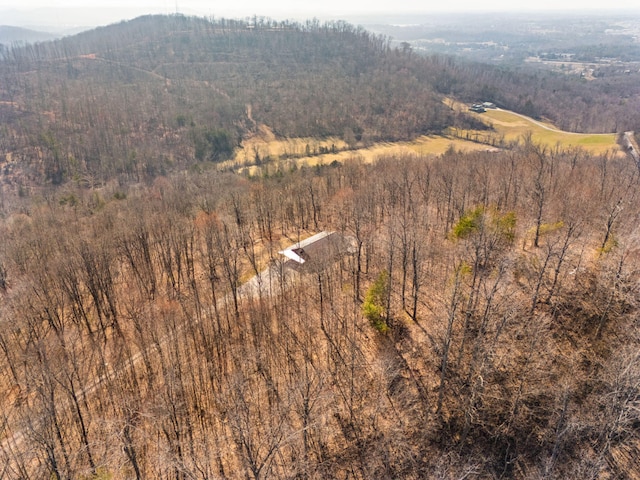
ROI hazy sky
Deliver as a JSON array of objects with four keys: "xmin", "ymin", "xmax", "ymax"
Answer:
[
  {"xmin": 3, "ymin": 0, "xmax": 640, "ymax": 14},
  {"xmin": 2, "ymin": 0, "xmax": 639, "ymax": 28}
]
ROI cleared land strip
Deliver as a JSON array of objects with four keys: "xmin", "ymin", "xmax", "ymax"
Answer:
[
  {"xmin": 466, "ymin": 106, "xmax": 618, "ymax": 154},
  {"xmin": 229, "ymin": 103, "xmax": 621, "ymax": 175}
]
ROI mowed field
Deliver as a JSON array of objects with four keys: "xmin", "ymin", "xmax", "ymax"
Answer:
[
  {"xmin": 454, "ymin": 99, "xmax": 620, "ymax": 155},
  {"xmin": 228, "ymin": 102, "xmax": 621, "ymax": 173},
  {"xmin": 481, "ymin": 109, "xmax": 617, "ymax": 152}
]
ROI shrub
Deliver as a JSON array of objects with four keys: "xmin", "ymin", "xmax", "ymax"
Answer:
[
  {"xmin": 363, "ymin": 270, "xmax": 390, "ymax": 334},
  {"xmin": 493, "ymin": 210, "xmax": 517, "ymax": 243},
  {"xmin": 451, "ymin": 205, "xmax": 517, "ymax": 244},
  {"xmin": 451, "ymin": 206, "xmax": 485, "ymax": 240}
]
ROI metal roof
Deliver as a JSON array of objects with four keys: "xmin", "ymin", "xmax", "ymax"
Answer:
[{"xmin": 278, "ymin": 231, "xmax": 335, "ymax": 264}]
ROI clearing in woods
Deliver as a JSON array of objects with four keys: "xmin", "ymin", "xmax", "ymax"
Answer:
[
  {"xmin": 229, "ymin": 129, "xmax": 498, "ymax": 175},
  {"xmin": 449, "ymin": 99, "xmax": 618, "ymax": 155},
  {"xmin": 226, "ymin": 101, "xmax": 620, "ymax": 174}
]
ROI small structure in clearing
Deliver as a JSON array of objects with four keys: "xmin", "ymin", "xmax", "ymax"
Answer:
[
  {"xmin": 279, "ymin": 231, "xmax": 355, "ymax": 273},
  {"xmin": 469, "ymin": 102, "xmax": 496, "ymax": 113}
]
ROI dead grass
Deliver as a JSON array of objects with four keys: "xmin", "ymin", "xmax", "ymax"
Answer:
[
  {"xmin": 226, "ymin": 100, "xmax": 620, "ymax": 175},
  {"xmin": 229, "ymin": 126, "xmax": 497, "ymax": 175},
  {"xmin": 231, "ymin": 125, "xmax": 349, "ymax": 166}
]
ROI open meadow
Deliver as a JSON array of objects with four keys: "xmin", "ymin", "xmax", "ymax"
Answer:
[
  {"xmin": 229, "ymin": 104, "xmax": 621, "ymax": 175},
  {"xmin": 450, "ymin": 99, "xmax": 620, "ymax": 155},
  {"xmin": 481, "ymin": 108, "xmax": 617, "ymax": 152}
]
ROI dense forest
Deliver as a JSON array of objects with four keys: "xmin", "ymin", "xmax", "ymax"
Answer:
[
  {"xmin": 1, "ymin": 13, "xmax": 640, "ymax": 480},
  {"xmin": 1, "ymin": 14, "xmax": 640, "ymax": 187},
  {"xmin": 0, "ymin": 15, "xmax": 462, "ymax": 185},
  {"xmin": 1, "ymin": 143, "xmax": 639, "ymax": 478}
]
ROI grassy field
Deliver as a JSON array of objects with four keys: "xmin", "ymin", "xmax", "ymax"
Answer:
[
  {"xmin": 226, "ymin": 103, "xmax": 622, "ymax": 173},
  {"xmin": 233, "ymin": 136, "xmax": 497, "ymax": 174},
  {"xmin": 456, "ymin": 101, "xmax": 619, "ymax": 155},
  {"xmin": 228, "ymin": 125, "xmax": 500, "ymax": 174}
]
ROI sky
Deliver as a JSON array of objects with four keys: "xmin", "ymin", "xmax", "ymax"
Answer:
[{"xmin": 1, "ymin": 0, "xmax": 639, "ymax": 29}]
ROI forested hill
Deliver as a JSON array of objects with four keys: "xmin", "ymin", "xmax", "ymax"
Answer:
[
  {"xmin": 0, "ymin": 26, "xmax": 57, "ymax": 45},
  {"xmin": 0, "ymin": 14, "xmax": 469, "ymax": 184},
  {"xmin": 2, "ymin": 14, "xmax": 639, "ymax": 187},
  {"xmin": 2, "ymin": 13, "xmax": 640, "ymax": 480}
]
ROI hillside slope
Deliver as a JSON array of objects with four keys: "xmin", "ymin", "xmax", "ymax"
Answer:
[
  {"xmin": 0, "ymin": 26, "xmax": 57, "ymax": 45},
  {"xmin": 0, "ymin": 14, "xmax": 470, "ymax": 185},
  {"xmin": 0, "ymin": 145, "xmax": 639, "ymax": 478}
]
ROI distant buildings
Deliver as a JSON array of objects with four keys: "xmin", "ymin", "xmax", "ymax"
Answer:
[{"xmin": 469, "ymin": 101, "xmax": 497, "ymax": 113}]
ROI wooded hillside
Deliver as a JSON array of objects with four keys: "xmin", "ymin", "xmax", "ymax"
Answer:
[
  {"xmin": 2, "ymin": 14, "xmax": 639, "ymax": 188},
  {"xmin": 0, "ymin": 141, "xmax": 639, "ymax": 478},
  {"xmin": 0, "ymin": 15, "xmax": 467, "ymax": 185},
  {"xmin": 1, "ymin": 13, "xmax": 639, "ymax": 480}
]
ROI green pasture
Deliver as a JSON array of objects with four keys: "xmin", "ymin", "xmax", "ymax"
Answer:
[{"xmin": 478, "ymin": 108, "xmax": 618, "ymax": 154}]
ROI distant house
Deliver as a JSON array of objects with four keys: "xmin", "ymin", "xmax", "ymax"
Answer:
[
  {"xmin": 482, "ymin": 102, "xmax": 497, "ymax": 109},
  {"xmin": 469, "ymin": 104, "xmax": 486, "ymax": 113},
  {"xmin": 278, "ymin": 231, "xmax": 355, "ymax": 272}
]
